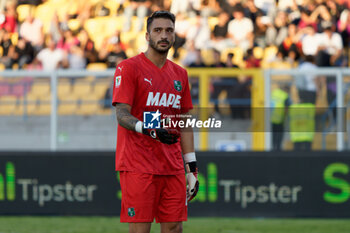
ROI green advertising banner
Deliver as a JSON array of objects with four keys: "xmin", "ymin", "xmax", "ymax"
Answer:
[{"xmin": 0, "ymin": 151, "xmax": 350, "ymax": 217}]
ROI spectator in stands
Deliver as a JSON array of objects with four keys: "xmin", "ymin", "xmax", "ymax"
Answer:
[
  {"xmin": 266, "ymin": 11, "xmax": 288, "ymax": 47},
  {"xmin": 17, "ymin": 0, "xmax": 42, "ymax": 6},
  {"xmin": 227, "ymin": 4, "xmax": 254, "ymax": 52},
  {"xmin": 57, "ymin": 29, "xmax": 80, "ymax": 53},
  {"xmin": 188, "ymin": 48, "xmax": 206, "ymax": 68},
  {"xmin": 325, "ymin": 0, "xmax": 343, "ymax": 24},
  {"xmin": 225, "ymin": 52, "xmax": 238, "ymax": 68},
  {"xmin": 271, "ymin": 84, "xmax": 290, "ymax": 150},
  {"xmin": 315, "ymin": 21, "xmax": 344, "ymax": 66},
  {"xmin": 223, "ymin": 52, "xmax": 240, "ymax": 119},
  {"xmin": 297, "ymin": 55, "xmax": 319, "ymax": 104},
  {"xmin": 150, "ymin": 0, "xmax": 171, "ymax": 12},
  {"xmin": 210, "ymin": 49, "xmax": 226, "ymax": 117},
  {"xmin": 181, "ymin": 40, "xmax": 197, "ymax": 66},
  {"xmin": 244, "ymin": 0, "xmax": 264, "ymax": 25},
  {"xmin": 209, "ymin": 11, "xmax": 232, "ymax": 52},
  {"xmin": 232, "ymin": 75, "xmax": 251, "ymax": 119},
  {"xmin": 199, "ymin": 0, "xmax": 221, "ymax": 17},
  {"xmin": 172, "ymin": 12, "xmax": 190, "ymax": 58},
  {"xmin": 309, "ymin": 4, "xmax": 332, "ymax": 32},
  {"xmin": 0, "ymin": 0, "xmax": 17, "ymax": 33},
  {"xmin": 219, "ymin": 0, "xmax": 239, "ymax": 16},
  {"xmin": 123, "ymin": 0, "xmax": 151, "ymax": 32},
  {"xmin": 170, "ymin": 0, "xmax": 191, "ymax": 16},
  {"xmin": 98, "ymin": 32, "xmax": 127, "ymax": 68},
  {"xmin": 49, "ymin": 13, "xmax": 63, "ymax": 43},
  {"xmin": 277, "ymin": 0, "xmax": 297, "ymax": 12},
  {"xmin": 337, "ymin": 9, "xmax": 350, "ymax": 48},
  {"xmin": 78, "ymin": 29, "xmax": 98, "ymax": 65},
  {"xmin": 245, "ymin": 48, "xmax": 261, "ymax": 68},
  {"xmin": 277, "ymin": 23, "xmax": 302, "ymax": 63},
  {"xmin": 19, "ymin": 12, "xmax": 44, "ymax": 53},
  {"xmin": 254, "ymin": 0, "xmax": 276, "ymax": 15},
  {"xmin": 297, "ymin": 8, "xmax": 318, "ymax": 32},
  {"xmin": 35, "ymin": 36, "xmax": 64, "ymax": 70},
  {"xmin": 186, "ymin": 11, "xmax": 210, "ymax": 49},
  {"xmin": 253, "ymin": 14, "xmax": 269, "ymax": 48},
  {"xmin": 12, "ymin": 36, "xmax": 34, "ymax": 69},
  {"xmin": 301, "ymin": 25, "xmax": 320, "ymax": 57},
  {"xmin": 187, "ymin": 47, "xmax": 207, "ymax": 104},
  {"xmin": 0, "ymin": 28, "xmax": 14, "ymax": 69},
  {"xmin": 65, "ymin": 44, "xmax": 86, "ymax": 69}
]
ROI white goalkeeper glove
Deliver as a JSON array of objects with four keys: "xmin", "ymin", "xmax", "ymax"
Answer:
[{"xmin": 184, "ymin": 153, "xmax": 199, "ymax": 202}]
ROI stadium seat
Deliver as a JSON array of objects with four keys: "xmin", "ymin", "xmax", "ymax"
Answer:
[
  {"xmin": 72, "ymin": 81, "xmax": 92, "ymax": 98},
  {"xmin": 253, "ymin": 47, "xmax": 264, "ymax": 60},
  {"xmin": 103, "ymin": 0, "xmax": 120, "ymax": 16},
  {"xmin": 208, "ymin": 17, "xmax": 219, "ymax": 31},
  {"xmin": 105, "ymin": 16, "xmax": 124, "ymax": 32},
  {"xmin": 0, "ymin": 96, "xmax": 17, "ymax": 115},
  {"xmin": 263, "ymin": 46, "xmax": 278, "ymax": 61},
  {"xmin": 58, "ymin": 79, "xmax": 72, "ymax": 94},
  {"xmin": 16, "ymin": 4, "xmax": 34, "ymax": 22},
  {"xmin": 68, "ymin": 19, "xmax": 81, "ymax": 32},
  {"xmin": 28, "ymin": 94, "xmax": 52, "ymax": 115},
  {"xmin": 120, "ymin": 31, "xmax": 137, "ymax": 46},
  {"xmin": 35, "ymin": 3, "xmax": 55, "ymax": 33},
  {"xmin": 29, "ymin": 81, "xmax": 51, "ymax": 98},
  {"xmin": 269, "ymin": 61, "xmax": 292, "ymax": 69},
  {"xmin": 201, "ymin": 49, "xmax": 214, "ymax": 66},
  {"xmin": 84, "ymin": 17, "xmax": 121, "ymax": 50},
  {"xmin": 58, "ymin": 100, "xmax": 78, "ymax": 115},
  {"xmin": 76, "ymin": 95, "xmax": 100, "ymax": 115},
  {"xmin": 91, "ymin": 80, "xmax": 111, "ymax": 99},
  {"xmin": 11, "ymin": 33, "xmax": 18, "ymax": 46},
  {"xmin": 221, "ymin": 47, "xmax": 244, "ymax": 67},
  {"xmin": 0, "ymin": 82, "xmax": 10, "ymax": 95},
  {"xmin": 86, "ymin": 63, "xmax": 107, "ymax": 70}
]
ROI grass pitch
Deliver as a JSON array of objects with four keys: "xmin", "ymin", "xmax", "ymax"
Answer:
[{"xmin": 0, "ymin": 217, "xmax": 349, "ymax": 233}]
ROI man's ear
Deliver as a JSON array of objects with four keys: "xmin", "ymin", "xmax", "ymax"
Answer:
[{"xmin": 145, "ymin": 31, "xmax": 150, "ymax": 42}]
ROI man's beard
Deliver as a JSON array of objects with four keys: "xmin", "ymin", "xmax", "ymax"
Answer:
[{"xmin": 149, "ymin": 37, "xmax": 173, "ymax": 54}]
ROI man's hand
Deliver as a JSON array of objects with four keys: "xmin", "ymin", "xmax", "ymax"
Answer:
[
  {"xmin": 186, "ymin": 161, "xmax": 199, "ymax": 202},
  {"xmin": 142, "ymin": 127, "xmax": 180, "ymax": 144}
]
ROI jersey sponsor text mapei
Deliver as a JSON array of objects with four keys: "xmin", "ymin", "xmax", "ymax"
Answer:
[{"xmin": 146, "ymin": 92, "xmax": 181, "ymax": 109}]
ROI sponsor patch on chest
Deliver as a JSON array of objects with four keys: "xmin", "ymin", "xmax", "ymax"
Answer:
[{"xmin": 146, "ymin": 92, "xmax": 181, "ymax": 109}]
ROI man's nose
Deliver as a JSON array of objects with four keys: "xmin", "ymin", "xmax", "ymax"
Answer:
[{"xmin": 160, "ymin": 30, "xmax": 168, "ymax": 39}]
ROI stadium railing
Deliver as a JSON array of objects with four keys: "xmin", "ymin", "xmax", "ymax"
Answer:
[
  {"xmin": 265, "ymin": 68, "xmax": 350, "ymax": 151},
  {"xmin": 1, "ymin": 68, "xmax": 349, "ymax": 151}
]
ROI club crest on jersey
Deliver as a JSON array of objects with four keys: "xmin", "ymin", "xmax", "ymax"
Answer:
[
  {"xmin": 115, "ymin": 75, "xmax": 121, "ymax": 87},
  {"xmin": 174, "ymin": 80, "xmax": 182, "ymax": 92},
  {"xmin": 128, "ymin": 207, "xmax": 135, "ymax": 217}
]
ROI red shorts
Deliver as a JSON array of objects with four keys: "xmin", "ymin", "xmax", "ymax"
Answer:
[{"xmin": 119, "ymin": 171, "xmax": 187, "ymax": 223}]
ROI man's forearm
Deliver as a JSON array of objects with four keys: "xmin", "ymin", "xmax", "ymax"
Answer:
[
  {"xmin": 115, "ymin": 103, "xmax": 139, "ymax": 131},
  {"xmin": 180, "ymin": 127, "xmax": 194, "ymax": 154}
]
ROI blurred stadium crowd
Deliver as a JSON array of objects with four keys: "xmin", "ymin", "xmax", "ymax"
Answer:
[
  {"xmin": 0, "ymin": 0, "xmax": 349, "ymax": 118},
  {"xmin": 0, "ymin": 0, "xmax": 349, "ymax": 71}
]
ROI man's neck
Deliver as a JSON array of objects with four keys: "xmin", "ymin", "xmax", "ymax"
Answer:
[{"xmin": 144, "ymin": 48, "xmax": 168, "ymax": 69}]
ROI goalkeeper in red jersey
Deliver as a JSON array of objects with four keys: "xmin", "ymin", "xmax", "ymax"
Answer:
[{"xmin": 112, "ymin": 11, "xmax": 199, "ymax": 233}]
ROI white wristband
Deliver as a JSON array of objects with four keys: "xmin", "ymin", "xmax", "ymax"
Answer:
[
  {"xmin": 135, "ymin": 121, "xmax": 143, "ymax": 133},
  {"xmin": 184, "ymin": 152, "xmax": 196, "ymax": 163}
]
